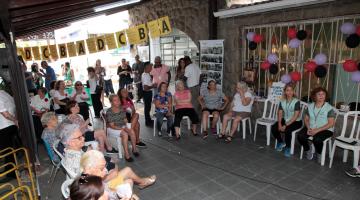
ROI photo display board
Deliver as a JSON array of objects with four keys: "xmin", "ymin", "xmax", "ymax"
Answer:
[{"xmin": 199, "ymin": 40, "xmax": 224, "ymax": 93}]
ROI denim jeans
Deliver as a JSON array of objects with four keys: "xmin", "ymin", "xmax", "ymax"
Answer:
[
  {"xmin": 104, "ymin": 79, "xmax": 114, "ymax": 97},
  {"xmin": 155, "ymin": 112, "xmax": 174, "ymax": 133}
]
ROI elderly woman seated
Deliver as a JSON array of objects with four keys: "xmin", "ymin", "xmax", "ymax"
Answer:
[
  {"xmin": 80, "ymin": 150, "xmax": 156, "ymax": 199},
  {"xmin": 30, "ymin": 87, "xmax": 50, "ymax": 142},
  {"xmin": 106, "ymin": 94, "xmax": 139, "ymax": 162},
  {"xmin": 59, "ymin": 123, "xmax": 116, "ymax": 176},
  {"xmin": 198, "ymin": 80, "xmax": 228, "ymax": 139},
  {"xmin": 70, "ymin": 81, "xmax": 90, "ymax": 121},
  {"xmin": 66, "ymin": 100, "xmax": 117, "ymax": 154},
  {"xmin": 219, "ymin": 81, "xmax": 254, "ymax": 143}
]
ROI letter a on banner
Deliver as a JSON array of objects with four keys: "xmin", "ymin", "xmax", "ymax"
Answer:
[
  {"xmin": 67, "ymin": 42, "xmax": 77, "ymax": 57},
  {"xmin": 158, "ymin": 16, "xmax": 172, "ymax": 36},
  {"xmin": 137, "ymin": 24, "xmax": 148, "ymax": 43},
  {"xmin": 147, "ymin": 19, "xmax": 161, "ymax": 38},
  {"xmin": 105, "ymin": 33, "xmax": 117, "ymax": 50},
  {"xmin": 86, "ymin": 38, "xmax": 97, "ymax": 54},
  {"xmin": 49, "ymin": 45, "xmax": 59, "ymax": 60},
  {"xmin": 58, "ymin": 44, "xmax": 68, "ymax": 58},
  {"xmin": 32, "ymin": 47, "xmax": 41, "ymax": 60},
  {"xmin": 115, "ymin": 31, "xmax": 127, "ymax": 47},
  {"xmin": 96, "ymin": 36, "xmax": 106, "ymax": 52},
  {"xmin": 76, "ymin": 41, "xmax": 86, "ymax": 56},
  {"xmin": 24, "ymin": 47, "xmax": 32, "ymax": 61},
  {"xmin": 40, "ymin": 46, "xmax": 50, "ymax": 60}
]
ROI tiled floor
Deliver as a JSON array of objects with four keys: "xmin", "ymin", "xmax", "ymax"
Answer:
[{"xmin": 37, "ymin": 109, "xmax": 359, "ymax": 200}]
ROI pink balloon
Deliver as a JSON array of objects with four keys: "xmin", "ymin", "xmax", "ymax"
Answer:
[
  {"xmin": 247, "ymin": 32, "xmax": 255, "ymax": 41},
  {"xmin": 341, "ymin": 22, "xmax": 356, "ymax": 35},
  {"xmin": 289, "ymin": 38, "xmax": 301, "ymax": 48},
  {"xmin": 351, "ymin": 71, "xmax": 360, "ymax": 83}
]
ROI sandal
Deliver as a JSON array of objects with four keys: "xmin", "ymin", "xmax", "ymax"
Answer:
[
  {"xmin": 225, "ymin": 136, "xmax": 233, "ymax": 143},
  {"xmin": 202, "ymin": 131, "xmax": 208, "ymax": 139},
  {"xmin": 217, "ymin": 134, "xmax": 225, "ymax": 139},
  {"xmin": 138, "ymin": 175, "xmax": 157, "ymax": 189},
  {"xmin": 191, "ymin": 130, "xmax": 198, "ymax": 136}
]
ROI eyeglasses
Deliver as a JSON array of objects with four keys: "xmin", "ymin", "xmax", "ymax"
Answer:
[{"xmin": 75, "ymin": 84, "xmax": 82, "ymax": 86}]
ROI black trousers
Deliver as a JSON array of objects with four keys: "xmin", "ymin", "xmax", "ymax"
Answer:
[
  {"xmin": 0, "ymin": 125, "xmax": 18, "ymax": 178},
  {"xmin": 78, "ymin": 102, "xmax": 90, "ymax": 121},
  {"xmin": 91, "ymin": 93, "xmax": 103, "ymax": 117},
  {"xmin": 174, "ymin": 108, "xmax": 199, "ymax": 127},
  {"xmin": 143, "ymin": 90, "xmax": 153, "ymax": 124},
  {"xmin": 32, "ymin": 115, "xmax": 43, "ymax": 143},
  {"xmin": 297, "ymin": 128, "xmax": 333, "ymax": 154},
  {"xmin": 271, "ymin": 119, "xmax": 302, "ymax": 148},
  {"xmin": 136, "ymin": 82, "xmax": 143, "ymax": 101}
]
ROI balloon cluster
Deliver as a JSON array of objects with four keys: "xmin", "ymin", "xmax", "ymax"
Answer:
[
  {"xmin": 247, "ymin": 32, "xmax": 263, "ymax": 50},
  {"xmin": 260, "ymin": 53, "xmax": 279, "ymax": 74},
  {"xmin": 305, "ymin": 53, "xmax": 328, "ymax": 78},
  {"xmin": 342, "ymin": 59, "xmax": 360, "ymax": 83},
  {"xmin": 280, "ymin": 71, "xmax": 302, "ymax": 84},
  {"xmin": 287, "ymin": 28, "xmax": 307, "ymax": 48},
  {"xmin": 340, "ymin": 22, "xmax": 360, "ymax": 48}
]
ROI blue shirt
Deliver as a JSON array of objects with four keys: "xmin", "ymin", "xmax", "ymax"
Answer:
[
  {"xmin": 154, "ymin": 92, "xmax": 172, "ymax": 113},
  {"xmin": 45, "ymin": 66, "xmax": 56, "ymax": 90}
]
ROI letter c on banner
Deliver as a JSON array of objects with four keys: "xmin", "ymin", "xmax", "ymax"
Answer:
[
  {"xmin": 42, "ymin": 47, "xmax": 49, "ymax": 59},
  {"xmin": 116, "ymin": 31, "xmax": 127, "ymax": 47}
]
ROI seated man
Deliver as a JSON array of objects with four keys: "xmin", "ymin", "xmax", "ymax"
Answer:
[
  {"xmin": 80, "ymin": 150, "xmax": 156, "ymax": 199},
  {"xmin": 59, "ymin": 123, "xmax": 116, "ymax": 176}
]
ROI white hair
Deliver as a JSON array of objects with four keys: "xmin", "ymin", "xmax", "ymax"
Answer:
[
  {"xmin": 40, "ymin": 112, "xmax": 56, "ymax": 126},
  {"xmin": 80, "ymin": 150, "xmax": 105, "ymax": 172},
  {"xmin": 237, "ymin": 81, "xmax": 248, "ymax": 91},
  {"xmin": 58, "ymin": 123, "xmax": 80, "ymax": 146}
]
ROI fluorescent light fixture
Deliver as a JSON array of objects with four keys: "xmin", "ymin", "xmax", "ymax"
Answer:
[
  {"xmin": 94, "ymin": 0, "xmax": 141, "ymax": 12},
  {"xmin": 214, "ymin": 0, "xmax": 335, "ymax": 19}
]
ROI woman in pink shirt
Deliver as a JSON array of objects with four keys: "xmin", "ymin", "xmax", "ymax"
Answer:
[{"xmin": 173, "ymin": 80, "xmax": 199, "ymax": 139}]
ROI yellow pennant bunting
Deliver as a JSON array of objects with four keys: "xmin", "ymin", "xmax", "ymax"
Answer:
[
  {"xmin": 48, "ymin": 45, "xmax": 59, "ymax": 60},
  {"xmin": 76, "ymin": 40, "xmax": 86, "ymax": 56},
  {"xmin": 115, "ymin": 31, "xmax": 127, "ymax": 47},
  {"xmin": 147, "ymin": 19, "xmax": 161, "ymax": 38},
  {"xmin": 58, "ymin": 44, "xmax": 68, "ymax": 58},
  {"xmin": 32, "ymin": 46, "xmax": 41, "ymax": 60},
  {"xmin": 67, "ymin": 42, "xmax": 77, "ymax": 57},
  {"xmin": 137, "ymin": 24, "xmax": 148, "ymax": 43},
  {"xmin": 158, "ymin": 16, "xmax": 172, "ymax": 35},
  {"xmin": 23, "ymin": 47, "xmax": 32, "ymax": 61},
  {"xmin": 96, "ymin": 36, "xmax": 106, "ymax": 52},
  {"xmin": 105, "ymin": 33, "xmax": 117, "ymax": 50},
  {"xmin": 86, "ymin": 38, "xmax": 97, "ymax": 54},
  {"xmin": 40, "ymin": 46, "xmax": 50, "ymax": 60}
]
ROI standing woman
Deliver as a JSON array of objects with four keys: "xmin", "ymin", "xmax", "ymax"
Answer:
[
  {"xmin": 53, "ymin": 80, "xmax": 69, "ymax": 114},
  {"xmin": 175, "ymin": 58, "xmax": 186, "ymax": 83},
  {"xmin": 87, "ymin": 67, "xmax": 103, "ymax": 118},
  {"xmin": 70, "ymin": 81, "xmax": 90, "ymax": 121},
  {"xmin": 118, "ymin": 88, "xmax": 146, "ymax": 147},
  {"xmin": 117, "ymin": 58, "xmax": 132, "ymax": 89},
  {"xmin": 271, "ymin": 84, "xmax": 302, "ymax": 157},
  {"xmin": 219, "ymin": 82, "xmax": 253, "ymax": 143},
  {"xmin": 198, "ymin": 80, "xmax": 228, "ymax": 139},
  {"xmin": 297, "ymin": 87, "xmax": 335, "ymax": 162},
  {"xmin": 95, "ymin": 59, "xmax": 106, "ymax": 104},
  {"xmin": 173, "ymin": 80, "xmax": 199, "ymax": 140},
  {"xmin": 62, "ymin": 62, "xmax": 75, "ymax": 83}
]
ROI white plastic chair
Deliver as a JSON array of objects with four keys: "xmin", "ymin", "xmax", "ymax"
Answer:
[
  {"xmin": 61, "ymin": 179, "xmax": 74, "ymax": 199},
  {"xmin": 179, "ymin": 116, "xmax": 191, "ymax": 136},
  {"xmin": 274, "ymin": 101, "xmax": 307, "ymax": 155},
  {"xmin": 153, "ymin": 114, "xmax": 167, "ymax": 136},
  {"xmin": 300, "ymin": 107, "xmax": 339, "ymax": 166},
  {"xmin": 225, "ymin": 117, "xmax": 252, "ymax": 139},
  {"xmin": 329, "ymin": 111, "xmax": 360, "ymax": 168},
  {"xmin": 100, "ymin": 109, "xmax": 123, "ymax": 159},
  {"xmin": 201, "ymin": 114, "xmax": 221, "ymax": 135},
  {"xmin": 254, "ymin": 99, "xmax": 279, "ymax": 145},
  {"xmin": 61, "ymin": 159, "xmax": 77, "ymax": 180}
]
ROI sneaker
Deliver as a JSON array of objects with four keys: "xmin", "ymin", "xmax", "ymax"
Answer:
[
  {"xmin": 106, "ymin": 148, "xmax": 119, "ymax": 154},
  {"xmin": 284, "ymin": 148, "xmax": 291, "ymax": 157},
  {"xmin": 136, "ymin": 141, "xmax": 147, "ymax": 148},
  {"xmin": 306, "ymin": 150, "xmax": 313, "ymax": 160},
  {"xmin": 317, "ymin": 153, "xmax": 322, "ymax": 164},
  {"xmin": 345, "ymin": 167, "xmax": 360, "ymax": 178},
  {"xmin": 275, "ymin": 142, "xmax": 286, "ymax": 152}
]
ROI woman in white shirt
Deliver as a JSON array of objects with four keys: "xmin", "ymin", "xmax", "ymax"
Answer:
[
  {"xmin": 30, "ymin": 87, "xmax": 50, "ymax": 141},
  {"xmin": 87, "ymin": 67, "xmax": 103, "ymax": 118},
  {"xmin": 219, "ymin": 82, "xmax": 254, "ymax": 142},
  {"xmin": 71, "ymin": 81, "xmax": 90, "ymax": 121},
  {"xmin": 53, "ymin": 80, "xmax": 69, "ymax": 114}
]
